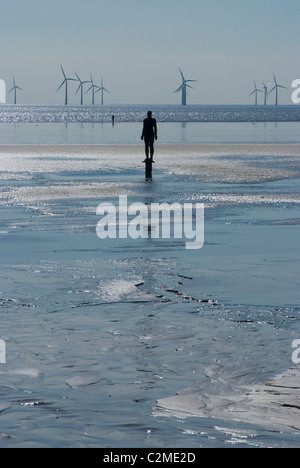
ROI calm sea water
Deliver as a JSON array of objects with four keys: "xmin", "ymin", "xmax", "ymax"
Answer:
[{"xmin": 1, "ymin": 104, "xmax": 300, "ymax": 144}]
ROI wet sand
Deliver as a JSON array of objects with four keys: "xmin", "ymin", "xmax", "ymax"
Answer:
[{"xmin": 0, "ymin": 143, "xmax": 300, "ymax": 184}]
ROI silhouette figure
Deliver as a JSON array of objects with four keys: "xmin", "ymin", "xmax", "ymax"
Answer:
[{"xmin": 141, "ymin": 111, "xmax": 157, "ymax": 162}]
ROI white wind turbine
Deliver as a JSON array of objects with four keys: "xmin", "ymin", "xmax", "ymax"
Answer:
[
  {"xmin": 174, "ymin": 68, "xmax": 197, "ymax": 106},
  {"xmin": 85, "ymin": 75, "xmax": 100, "ymax": 105},
  {"xmin": 249, "ymin": 81, "xmax": 263, "ymax": 106},
  {"xmin": 96, "ymin": 78, "xmax": 109, "ymax": 105},
  {"xmin": 269, "ymin": 74, "xmax": 287, "ymax": 106},
  {"xmin": 8, "ymin": 76, "xmax": 23, "ymax": 104},
  {"xmin": 262, "ymin": 81, "xmax": 271, "ymax": 106},
  {"xmin": 57, "ymin": 65, "xmax": 77, "ymax": 105},
  {"xmin": 75, "ymin": 72, "xmax": 91, "ymax": 105}
]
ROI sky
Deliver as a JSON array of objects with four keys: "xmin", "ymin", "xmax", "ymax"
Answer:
[{"xmin": 0, "ymin": 0, "xmax": 299, "ymax": 105}]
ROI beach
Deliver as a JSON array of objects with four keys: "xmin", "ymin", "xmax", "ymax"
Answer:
[{"xmin": 0, "ymin": 142, "xmax": 300, "ymax": 447}]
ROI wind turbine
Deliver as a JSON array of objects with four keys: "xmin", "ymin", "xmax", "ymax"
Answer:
[
  {"xmin": 57, "ymin": 65, "xmax": 76, "ymax": 105},
  {"xmin": 262, "ymin": 81, "xmax": 271, "ymax": 106},
  {"xmin": 269, "ymin": 74, "xmax": 287, "ymax": 106},
  {"xmin": 174, "ymin": 68, "xmax": 197, "ymax": 106},
  {"xmin": 75, "ymin": 72, "xmax": 91, "ymax": 105},
  {"xmin": 249, "ymin": 81, "xmax": 263, "ymax": 106},
  {"xmin": 96, "ymin": 78, "xmax": 109, "ymax": 105},
  {"xmin": 85, "ymin": 75, "xmax": 100, "ymax": 105},
  {"xmin": 8, "ymin": 76, "xmax": 23, "ymax": 104}
]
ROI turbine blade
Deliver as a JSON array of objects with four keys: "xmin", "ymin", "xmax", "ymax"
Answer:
[
  {"xmin": 75, "ymin": 83, "xmax": 81, "ymax": 95},
  {"xmin": 57, "ymin": 80, "xmax": 65, "ymax": 92}
]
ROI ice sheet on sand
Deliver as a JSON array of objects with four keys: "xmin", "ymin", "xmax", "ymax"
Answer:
[
  {"xmin": 0, "ymin": 368, "xmax": 42, "ymax": 378},
  {"xmin": 97, "ymin": 280, "xmax": 162, "ymax": 304},
  {"xmin": 155, "ymin": 366, "xmax": 300, "ymax": 433}
]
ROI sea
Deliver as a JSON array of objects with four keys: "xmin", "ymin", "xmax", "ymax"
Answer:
[
  {"xmin": 0, "ymin": 104, "xmax": 300, "ymax": 448},
  {"xmin": 1, "ymin": 104, "xmax": 300, "ymax": 144}
]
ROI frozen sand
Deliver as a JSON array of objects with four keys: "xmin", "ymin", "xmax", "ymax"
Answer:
[{"xmin": 156, "ymin": 366, "xmax": 300, "ymax": 434}]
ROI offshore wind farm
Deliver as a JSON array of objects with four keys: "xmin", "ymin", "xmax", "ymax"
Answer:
[
  {"xmin": 1, "ymin": 65, "xmax": 290, "ymax": 107},
  {"xmin": 249, "ymin": 74, "xmax": 288, "ymax": 106}
]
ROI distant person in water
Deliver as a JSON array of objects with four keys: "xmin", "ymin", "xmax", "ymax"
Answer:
[{"xmin": 141, "ymin": 111, "xmax": 157, "ymax": 163}]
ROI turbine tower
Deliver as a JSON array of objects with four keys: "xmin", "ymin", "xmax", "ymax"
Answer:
[
  {"xmin": 269, "ymin": 74, "xmax": 287, "ymax": 106},
  {"xmin": 57, "ymin": 65, "xmax": 76, "ymax": 106},
  {"xmin": 262, "ymin": 81, "xmax": 271, "ymax": 106},
  {"xmin": 96, "ymin": 78, "xmax": 109, "ymax": 105},
  {"xmin": 174, "ymin": 68, "xmax": 197, "ymax": 106},
  {"xmin": 8, "ymin": 76, "xmax": 23, "ymax": 105},
  {"xmin": 249, "ymin": 81, "xmax": 263, "ymax": 106},
  {"xmin": 85, "ymin": 75, "xmax": 100, "ymax": 105},
  {"xmin": 75, "ymin": 72, "xmax": 91, "ymax": 105}
]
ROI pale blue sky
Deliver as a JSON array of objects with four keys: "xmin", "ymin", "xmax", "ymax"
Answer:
[{"xmin": 0, "ymin": 0, "xmax": 299, "ymax": 105}]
